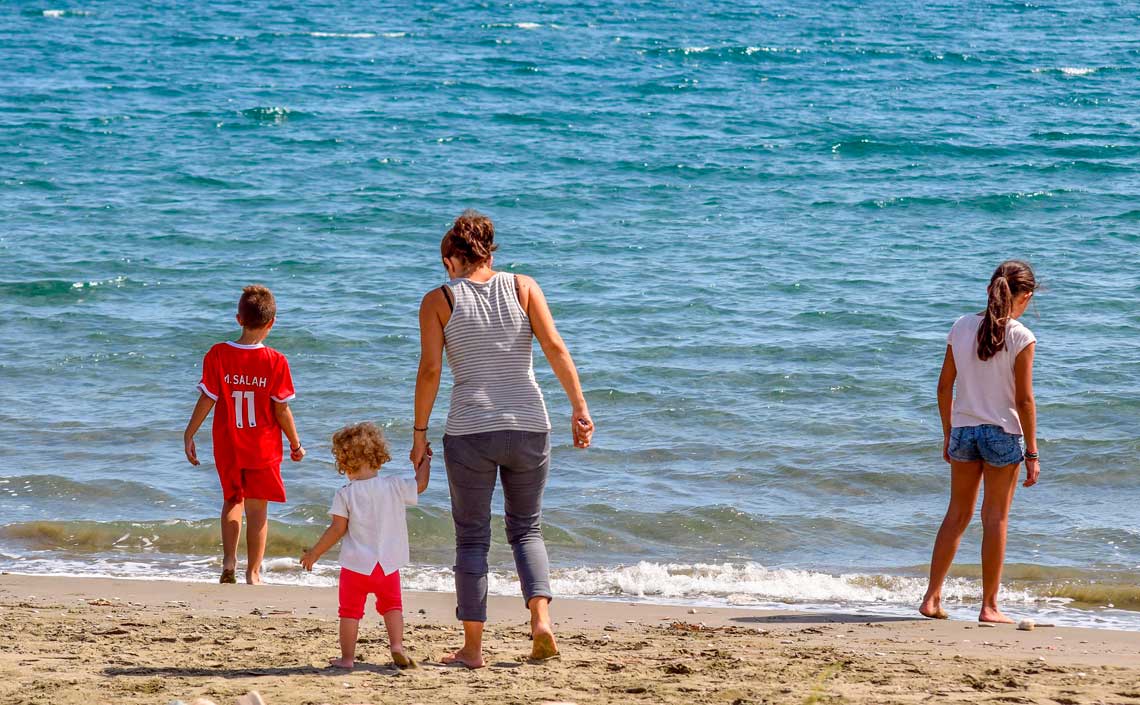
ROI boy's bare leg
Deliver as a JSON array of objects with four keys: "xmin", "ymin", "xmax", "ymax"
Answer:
[
  {"xmin": 221, "ymin": 499, "xmax": 244, "ymax": 577},
  {"xmin": 382, "ymin": 610, "xmax": 414, "ymax": 667},
  {"xmin": 330, "ymin": 618, "xmax": 359, "ymax": 668},
  {"xmin": 244, "ymin": 499, "xmax": 268, "ymax": 585}
]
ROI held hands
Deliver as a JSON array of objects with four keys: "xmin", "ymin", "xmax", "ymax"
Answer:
[
  {"xmin": 299, "ymin": 548, "xmax": 318, "ymax": 572},
  {"xmin": 415, "ymin": 443, "xmax": 432, "ymax": 493},
  {"xmin": 572, "ymin": 407, "xmax": 595, "ymax": 449}
]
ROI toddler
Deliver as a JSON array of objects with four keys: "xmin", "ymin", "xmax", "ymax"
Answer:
[{"xmin": 300, "ymin": 422, "xmax": 429, "ymax": 669}]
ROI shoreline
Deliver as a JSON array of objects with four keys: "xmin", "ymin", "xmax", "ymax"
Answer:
[{"xmin": 3, "ymin": 575, "xmax": 1140, "ymax": 704}]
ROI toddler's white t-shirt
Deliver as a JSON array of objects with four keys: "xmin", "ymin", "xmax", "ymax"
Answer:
[
  {"xmin": 948, "ymin": 314, "xmax": 1037, "ymax": 435},
  {"xmin": 330, "ymin": 474, "xmax": 418, "ymax": 576}
]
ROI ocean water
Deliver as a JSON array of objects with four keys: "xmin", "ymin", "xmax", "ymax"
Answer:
[{"xmin": 1, "ymin": 1, "xmax": 1139, "ymax": 629}]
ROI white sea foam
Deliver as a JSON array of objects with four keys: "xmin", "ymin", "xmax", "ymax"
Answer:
[
  {"xmin": 681, "ymin": 46, "xmax": 710, "ymax": 54},
  {"xmin": 382, "ymin": 32, "xmax": 406, "ymax": 38},
  {"xmin": 515, "ymin": 22, "xmax": 542, "ymax": 30},
  {"xmin": 309, "ymin": 32, "xmax": 376, "ymax": 39},
  {"xmin": 3, "ymin": 557, "xmax": 1137, "ymax": 630},
  {"xmin": 41, "ymin": 9, "xmax": 88, "ymax": 17},
  {"xmin": 1033, "ymin": 66, "xmax": 1098, "ymax": 76}
]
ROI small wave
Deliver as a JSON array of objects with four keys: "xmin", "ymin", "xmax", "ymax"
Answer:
[
  {"xmin": 36, "ymin": 9, "xmax": 90, "ymax": 18},
  {"xmin": 308, "ymin": 32, "xmax": 376, "ymax": 39},
  {"xmin": 1033, "ymin": 66, "xmax": 1100, "ymax": 76},
  {"xmin": 240, "ymin": 106, "xmax": 305, "ymax": 123}
]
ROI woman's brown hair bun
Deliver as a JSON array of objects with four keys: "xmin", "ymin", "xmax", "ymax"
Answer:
[{"xmin": 441, "ymin": 209, "xmax": 498, "ymax": 265}]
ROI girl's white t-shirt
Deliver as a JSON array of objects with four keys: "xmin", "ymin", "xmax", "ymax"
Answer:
[
  {"xmin": 330, "ymin": 474, "xmax": 418, "ymax": 576},
  {"xmin": 948, "ymin": 314, "xmax": 1037, "ymax": 435}
]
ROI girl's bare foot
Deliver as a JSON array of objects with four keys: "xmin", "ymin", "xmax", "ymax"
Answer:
[
  {"xmin": 919, "ymin": 594, "xmax": 948, "ymax": 619},
  {"xmin": 246, "ymin": 568, "xmax": 261, "ymax": 585},
  {"xmin": 530, "ymin": 622, "xmax": 559, "ymax": 661},
  {"xmin": 391, "ymin": 648, "xmax": 416, "ymax": 669},
  {"xmin": 441, "ymin": 649, "xmax": 485, "ymax": 669},
  {"xmin": 328, "ymin": 656, "xmax": 354, "ymax": 669},
  {"xmin": 979, "ymin": 606, "xmax": 1015, "ymax": 624},
  {"xmin": 219, "ymin": 569, "xmax": 237, "ymax": 584}
]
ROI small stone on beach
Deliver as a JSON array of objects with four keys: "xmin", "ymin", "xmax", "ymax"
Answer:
[{"xmin": 1017, "ymin": 619, "xmax": 1035, "ymax": 631}]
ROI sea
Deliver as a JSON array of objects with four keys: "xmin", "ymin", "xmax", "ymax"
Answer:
[{"xmin": 1, "ymin": 0, "xmax": 1138, "ymax": 630}]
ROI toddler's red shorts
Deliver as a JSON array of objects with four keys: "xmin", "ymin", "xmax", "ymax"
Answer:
[
  {"xmin": 339, "ymin": 564, "xmax": 402, "ymax": 619},
  {"xmin": 216, "ymin": 465, "xmax": 286, "ymax": 504}
]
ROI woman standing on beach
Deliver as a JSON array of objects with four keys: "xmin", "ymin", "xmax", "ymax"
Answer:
[
  {"xmin": 411, "ymin": 210, "xmax": 595, "ymax": 668},
  {"xmin": 921, "ymin": 260, "xmax": 1040, "ymax": 624}
]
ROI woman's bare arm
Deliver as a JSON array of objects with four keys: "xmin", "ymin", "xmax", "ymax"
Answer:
[
  {"xmin": 412, "ymin": 288, "xmax": 448, "ymax": 465},
  {"xmin": 518, "ymin": 275, "xmax": 594, "ymax": 448}
]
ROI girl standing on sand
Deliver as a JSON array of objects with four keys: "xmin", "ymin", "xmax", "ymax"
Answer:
[
  {"xmin": 410, "ymin": 210, "xmax": 595, "ymax": 668},
  {"xmin": 921, "ymin": 260, "xmax": 1041, "ymax": 624}
]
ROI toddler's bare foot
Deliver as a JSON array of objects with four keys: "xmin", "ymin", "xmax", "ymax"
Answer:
[
  {"xmin": 919, "ymin": 595, "xmax": 948, "ymax": 619},
  {"xmin": 391, "ymin": 648, "xmax": 416, "ymax": 669},
  {"xmin": 441, "ymin": 649, "xmax": 484, "ymax": 669},
  {"xmin": 979, "ymin": 606, "xmax": 1015, "ymax": 624},
  {"xmin": 246, "ymin": 568, "xmax": 261, "ymax": 585},
  {"xmin": 530, "ymin": 622, "xmax": 559, "ymax": 661},
  {"xmin": 328, "ymin": 656, "xmax": 354, "ymax": 669}
]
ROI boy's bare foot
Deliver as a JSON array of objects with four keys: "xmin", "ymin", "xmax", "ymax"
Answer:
[
  {"xmin": 391, "ymin": 649, "xmax": 417, "ymax": 669},
  {"xmin": 530, "ymin": 622, "xmax": 559, "ymax": 661},
  {"xmin": 328, "ymin": 657, "xmax": 354, "ymax": 669},
  {"xmin": 979, "ymin": 607, "xmax": 1015, "ymax": 624},
  {"xmin": 219, "ymin": 569, "xmax": 237, "ymax": 584},
  {"xmin": 441, "ymin": 649, "xmax": 485, "ymax": 669},
  {"xmin": 919, "ymin": 595, "xmax": 947, "ymax": 619},
  {"xmin": 246, "ymin": 568, "xmax": 261, "ymax": 585}
]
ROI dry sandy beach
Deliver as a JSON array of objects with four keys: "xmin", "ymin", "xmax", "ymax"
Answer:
[{"xmin": 0, "ymin": 575, "xmax": 1137, "ymax": 705}]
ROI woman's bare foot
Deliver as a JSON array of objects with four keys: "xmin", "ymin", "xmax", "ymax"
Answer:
[
  {"xmin": 245, "ymin": 568, "xmax": 261, "ymax": 585},
  {"xmin": 328, "ymin": 657, "xmax": 354, "ymax": 669},
  {"xmin": 530, "ymin": 622, "xmax": 559, "ymax": 661},
  {"xmin": 979, "ymin": 606, "xmax": 1015, "ymax": 624},
  {"xmin": 441, "ymin": 649, "xmax": 485, "ymax": 669},
  {"xmin": 919, "ymin": 594, "xmax": 948, "ymax": 619},
  {"xmin": 391, "ymin": 648, "xmax": 416, "ymax": 669}
]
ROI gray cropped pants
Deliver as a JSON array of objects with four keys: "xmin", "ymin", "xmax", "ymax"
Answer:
[{"xmin": 443, "ymin": 430, "xmax": 552, "ymax": 623}]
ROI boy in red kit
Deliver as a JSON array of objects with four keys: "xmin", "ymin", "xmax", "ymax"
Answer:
[{"xmin": 183, "ymin": 285, "xmax": 305, "ymax": 585}]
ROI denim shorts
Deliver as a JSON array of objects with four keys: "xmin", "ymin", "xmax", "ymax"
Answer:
[{"xmin": 947, "ymin": 425, "xmax": 1024, "ymax": 466}]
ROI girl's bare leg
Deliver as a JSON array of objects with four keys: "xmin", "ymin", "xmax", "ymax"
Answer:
[
  {"xmin": 382, "ymin": 610, "xmax": 414, "ymax": 667},
  {"xmin": 921, "ymin": 461, "xmax": 983, "ymax": 618},
  {"xmin": 979, "ymin": 463, "xmax": 1020, "ymax": 623},
  {"xmin": 330, "ymin": 618, "xmax": 359, "ymax": 668}
]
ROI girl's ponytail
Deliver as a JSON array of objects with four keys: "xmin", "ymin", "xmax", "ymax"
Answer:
[{"xmin": 976, "ymin": 260, "xmax": 1037, "ymax": 361}]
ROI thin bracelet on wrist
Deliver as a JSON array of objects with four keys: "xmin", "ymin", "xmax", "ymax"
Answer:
[
  {"xmin": 413, "ymin": 426, "xmax": 428, "ymax": 434},
  {"xmin": 1024, "ymin": 451, "xmax": 1039, "ymax": 460},
  {"xmin": 291, "ymin": 443, "xmax": 303, "ymax": 452}
]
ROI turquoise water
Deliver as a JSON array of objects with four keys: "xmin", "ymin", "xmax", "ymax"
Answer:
[{"xmin": 1, "ymin": 1, "xmax": 1139, "ymax": 628}]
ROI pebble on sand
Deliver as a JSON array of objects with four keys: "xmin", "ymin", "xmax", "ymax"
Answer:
[{"xmin": 1017, "ymin": 619, "xmax": 1036, "ymax": 632}]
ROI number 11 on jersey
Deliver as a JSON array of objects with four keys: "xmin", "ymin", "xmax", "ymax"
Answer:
[{"xmin": 231, "ymin": 390, "xmax": 257, "ymax": 428}]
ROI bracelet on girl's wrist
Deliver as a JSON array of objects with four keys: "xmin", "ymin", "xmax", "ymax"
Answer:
[
  {"xmin": 413, "ymin": 426, "xmax": 428, "ymax": 434},
  {"xmin": 1024, "ymin": 451, "xmax": 1039, "ymax": 459}
]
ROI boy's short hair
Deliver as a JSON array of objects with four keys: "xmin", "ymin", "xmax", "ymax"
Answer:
[
  {"xmin": 331, "ymin": 422, "xmax": 392, "ymax": 475},
  {"xmin": 238, "ymin": 285, "xmax": 276, "ymax": 329}
]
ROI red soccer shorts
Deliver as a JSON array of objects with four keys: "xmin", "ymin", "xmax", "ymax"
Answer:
[
  {"xmin": 216, "ymin": 465, "xmax": 286, "ymax": 504},
  {"xmin": 338, "ymin": 565, "xmax": 402, "ymax": 619}
]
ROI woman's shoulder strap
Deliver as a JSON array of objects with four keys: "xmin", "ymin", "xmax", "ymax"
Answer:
[{"xmin": 439, "ymin": 284, "xmax": 454, "ymax": 312}]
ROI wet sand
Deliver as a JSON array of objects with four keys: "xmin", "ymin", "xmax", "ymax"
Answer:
[{"xmin": 1, "ymin": 574, "xmax": 1138, "ymax": 704}]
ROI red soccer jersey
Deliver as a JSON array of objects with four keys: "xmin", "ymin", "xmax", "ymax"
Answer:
[{"xmin": 197, "ymin": 341, "xmax": 296, "ymax": 471}]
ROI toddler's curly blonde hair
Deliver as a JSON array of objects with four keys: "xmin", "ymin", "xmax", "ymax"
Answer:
[{"xmin": 331, "ymin": 422, "xmax": 392, "ymax": 475}]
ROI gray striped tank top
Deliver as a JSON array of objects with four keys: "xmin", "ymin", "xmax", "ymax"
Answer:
[{"xmin": 443, "ymin": 272, "xmax": 551, "ymax": 436}]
